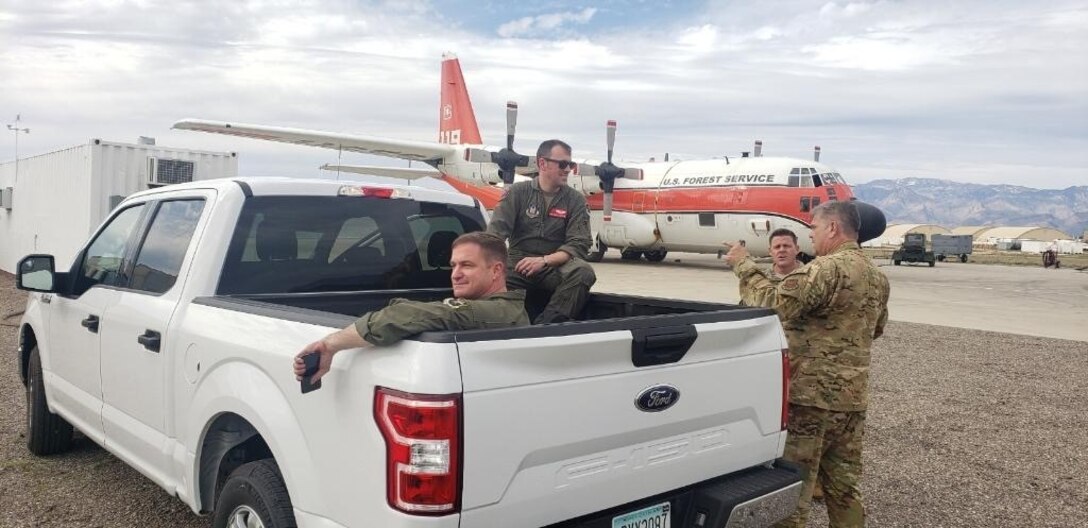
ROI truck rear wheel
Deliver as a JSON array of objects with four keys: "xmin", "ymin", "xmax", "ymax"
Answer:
[
  {"xmin": 26, "ymin": 347, "xmax": 74, "ymax": 456},
  {"xmin": 213, "ymin": 459, "xmax": 297, "ymax": 528},
  {"xmin": 620, "ymin": 249, "xmax": 643, "ymax": 261},
  {"xmin": 929, "ymin": 260, "xmax": 935, "ymax": 267},
  {"xmin": 894, "ymin": 260, "xmax": 901, "ymax": 266},
  {"xmin": 960, "ymin": 254, "xmax": 968, "ymax": 263}
]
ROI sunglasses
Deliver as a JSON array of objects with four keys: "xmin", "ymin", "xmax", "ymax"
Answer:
[{"xmin": 540, "ymin": 157, "xmax": 577, "ymax": 170}]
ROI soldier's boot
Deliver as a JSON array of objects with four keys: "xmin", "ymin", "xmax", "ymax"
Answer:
[{"xmin": 539, "ymin": 259, "xmax": 596, "ymax": 322}]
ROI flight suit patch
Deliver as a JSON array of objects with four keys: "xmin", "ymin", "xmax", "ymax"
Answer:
[
  {"xmin": 443, "ymin": 298, "xmax": 467, "ymax": 309},
  {"xmin": 782, "ymin": 278, "xmax": 801, "ymax": 291},
  {"xmin": 526, "ymin": 204, "xmax": 540, "ymax": 218},
  {"xmin": 549, "ymin": 208, "xmax": 567, "ymax": 219}
]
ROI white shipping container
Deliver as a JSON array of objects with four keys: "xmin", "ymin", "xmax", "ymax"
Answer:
[
  {"xmin": 0, "ymin": 139, "xmax": 237, "ymax": 273},
  {"xmin": 1057, "ymin": 239, "xmax": 1088, "ymax": 254},
  {"xmin": 1019, "ymin": 240, "xmax": 1050, "ymax": 254}
]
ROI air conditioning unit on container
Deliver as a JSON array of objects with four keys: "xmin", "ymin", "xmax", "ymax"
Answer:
[{"xmin": 147, "ymin": 157, "xmax": 195, "ymax": 187}]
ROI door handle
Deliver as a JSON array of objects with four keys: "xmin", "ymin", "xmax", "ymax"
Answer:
[
  {"xmin": 137, "ymin": 330, "xmax": 161, "ymax": 353},
  {"xmin": 81, "ymin": 315, "xmax": 99, "ymax": 333}
]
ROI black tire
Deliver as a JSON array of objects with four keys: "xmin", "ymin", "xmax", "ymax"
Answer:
[
  {"xmin": 620, "ymin": 249, "xmax": 643, "ymax": 261},
  {"xmin": 586, "ymin": 237, "xmax": 606, "ymax": 263},
  {"xmin": 894, "ymin": 260, "xmax": 901, "ymax": 266},
  {"xmin": 937, "ymin": 255, "xmax": 945, "ymax": 262},
  {"xmin": 960, "ymin": 254, "xmax": 968, "ymax": 263},
  {"xmin": 213, "ymin": 459, "xmax": 297, "ymax": 528},
  {"xmin": 928, "ymin": 260, "xmax": 935, "ymax": 267},
  {"xmin": 644, "ymin": 249, "xmax": 668, "ymax": 262},
  {"xmin": 26, "ymin": 347, "xmax": 74, "ymax": 456}
]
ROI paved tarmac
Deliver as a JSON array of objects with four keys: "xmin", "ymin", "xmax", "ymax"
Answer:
[{"xmin": 591, "ymin": 252, "xmax": 1088, "ymax": 342}]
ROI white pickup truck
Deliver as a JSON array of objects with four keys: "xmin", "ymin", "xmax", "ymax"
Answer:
[{"xmin": 15, "ymin": 177, "xmax": 800, "ymax": 528}]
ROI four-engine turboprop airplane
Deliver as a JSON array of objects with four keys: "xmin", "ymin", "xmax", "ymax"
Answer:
[{"xmin": 174, "ymin": 53, "xmax": 885, "ymax": 261}]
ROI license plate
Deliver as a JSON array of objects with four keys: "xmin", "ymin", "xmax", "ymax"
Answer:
[{"xmin": 612, "ymin": 502, "xmax": 671, "ymax": 528}]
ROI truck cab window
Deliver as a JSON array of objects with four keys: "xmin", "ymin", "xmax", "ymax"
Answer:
[
  {"xmin": 75, "ymin": 204, "xmax": 146, "ymax": 295},
  {"xmin": 129, "ymin": 199, "xmax": 206, "ymax": 294},
  {"xmin": 219, "ymin": 196, "xmax": 485, "ymax": 294}
]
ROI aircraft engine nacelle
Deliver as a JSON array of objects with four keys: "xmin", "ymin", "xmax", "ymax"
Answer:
[
  {"xmin": 569, "ymin": 164, "xmax": 602, "ymax": 196},
  {"xmin": 595, "ymin": 211, "xmax": 658, "ymax": 248},
  {"xmin": 442, "ymin": 149, "xmax": 504, "ymax": 186}
]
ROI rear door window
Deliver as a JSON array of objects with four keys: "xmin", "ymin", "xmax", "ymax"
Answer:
[{"xmin": 218, "ymin": 196, "xmax": 485, "ymax": 294}]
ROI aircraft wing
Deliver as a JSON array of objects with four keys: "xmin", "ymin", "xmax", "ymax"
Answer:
[
  {"xmin": 319, "ymin": 164, "xmax": 441, "ymax": 180},
  {"xmin": 173, "ymin": 119, "xmax": 457, "ymax": 163}
]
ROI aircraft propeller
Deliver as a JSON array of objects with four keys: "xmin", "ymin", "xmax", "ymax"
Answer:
[{"xmin": 489, "ymin": 101, "xmax": 530, "ymax": 185}]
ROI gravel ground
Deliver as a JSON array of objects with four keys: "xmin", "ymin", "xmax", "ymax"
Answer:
[{"xmin": 2, "ymin": 271, "xmax": 1086, "ymax": 527}]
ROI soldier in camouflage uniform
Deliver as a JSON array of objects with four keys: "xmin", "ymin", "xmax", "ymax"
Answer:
[
  {"xmin": 293, "ymin": 232, "xmax": 529, "ymax": 383},
  {"xmin": 487, "ymin": 139, "xmax": 595, "ymax": 324},
  {"xmin": 738, "ymin": 228, "xmax": 828, "ymax": 503},
  {"xmin": 726, "ymin": 201, "xmax": 890, "ymax": 528}
]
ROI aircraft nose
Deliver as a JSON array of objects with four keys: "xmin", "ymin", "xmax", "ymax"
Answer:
[{"xmin": 854, "ymin": 201, "xmax": 887, "ymax": 243}]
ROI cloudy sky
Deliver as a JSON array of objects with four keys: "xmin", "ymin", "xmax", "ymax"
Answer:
[{"xmin": 2, "ymin": 0, "xmax": 1086, "ymax": 189}]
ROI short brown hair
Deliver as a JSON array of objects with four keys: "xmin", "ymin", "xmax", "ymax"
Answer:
[
  {"xmin": 536, "ymin": 139, "xmax": 572, "ymax": 158},
  {"xmin": 452, "ymin": 231, "xmax": 508, "ymax": 263},
  {"xmin": 769, "ymin": 228, "xmax": 798, "ymax": 244}
]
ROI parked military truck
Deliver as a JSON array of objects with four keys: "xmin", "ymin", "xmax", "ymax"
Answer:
[
  {"xmin": 893, "ymin": 233, "xmax": 936, "ymax": 266},
  {"xmin": 932, "ymin": 234, "xmax": 973, "ymax": 263}
]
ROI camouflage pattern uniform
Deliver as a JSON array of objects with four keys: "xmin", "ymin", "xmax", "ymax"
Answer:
[
  {"xmin": 487, "ymin": 178, "xmax": 595, "ymax": 323},
  {"xmin": 354, "ymin": 291, "xmax": 530, "ymax": 346},
  {"xmin": 735, "ymin": 241, "xmax": 890, "ymax": 528}
]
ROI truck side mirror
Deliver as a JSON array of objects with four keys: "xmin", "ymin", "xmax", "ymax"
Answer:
[{"xmin": 17, "ymin": 255, "xmax": 58, "ymax": 293}]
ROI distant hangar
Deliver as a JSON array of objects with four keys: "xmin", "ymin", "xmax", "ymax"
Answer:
[
  {"xmin": 868, "ymin": 223, "xmax": 951, "ymax": 246},
  {"xmin": 866, "ymin": 223, "xmax": 1081, "ymax": 253},
  {"xmin": 972, "ymin": 226, "xmax": 1072, "ymax": 244}
]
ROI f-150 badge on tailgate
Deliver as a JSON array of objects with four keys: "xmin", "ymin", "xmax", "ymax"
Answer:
[{"xmin": 635, "ymin": 385, "xmax": 680, "ymax": 412}]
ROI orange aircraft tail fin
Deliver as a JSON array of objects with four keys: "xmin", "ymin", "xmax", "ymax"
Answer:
[{"xmin": 439, "ymin": 53, "xmax": 483, "ymax": 145}]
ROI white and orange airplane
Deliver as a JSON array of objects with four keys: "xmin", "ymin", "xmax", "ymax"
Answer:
[{"xmin": 175, "ymin": 53, "xmax": 884, "ymax": 261}]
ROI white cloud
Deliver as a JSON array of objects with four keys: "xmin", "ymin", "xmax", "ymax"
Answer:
[
  {"xmin": 497, "ymin": 7, "xmax": 597, "ymax": 38},
  {"xmin": 0, "ymin": 0, "xmax": 1085, "ymax": 190},
  {"xmin": 676, "ymin": 24, "xmax": 718, "ymax": 51}
]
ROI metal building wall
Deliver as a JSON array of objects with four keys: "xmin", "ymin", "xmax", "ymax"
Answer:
[
  {"xmin": 0, "ymin": 144, "xmax": 94, "ymax": 272},
  {"xmin": 0, "ymin": 140, "xmax": 237, "ymax": 274}
]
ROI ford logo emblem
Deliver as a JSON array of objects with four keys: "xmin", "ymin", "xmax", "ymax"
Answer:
[{"xmin": 635, "ymin": 384, "xmax": 680, "ymax": 413}]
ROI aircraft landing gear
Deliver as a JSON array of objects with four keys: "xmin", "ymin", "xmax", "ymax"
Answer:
[
  {"xmin": 643, "ymin": 249, "xmax": 668, "ymax": 262},
  {"xmin": 620, "ymin": 249, "xmax": 643, "ymax": 261},
  {"xmin": 586, "ymin": 236, "xmax": 606, "ymax": 263}
]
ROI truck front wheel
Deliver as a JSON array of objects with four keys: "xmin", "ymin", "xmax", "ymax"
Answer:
[
  {"xmin": 26, "ymin": 347, "xmax": 73, "ymax": 456},
  {"xmin": 213, "ymin": 459, "xmax": 297, "ymax": 528}
]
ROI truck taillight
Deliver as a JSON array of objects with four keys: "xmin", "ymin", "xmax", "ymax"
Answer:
[
  {"xmin": 374, "ymin": 388, "xmax": 462, "ymax": 515},
  {"xmin": 781, "ymin": 348, "xmax": 790, "ymax": 431}
]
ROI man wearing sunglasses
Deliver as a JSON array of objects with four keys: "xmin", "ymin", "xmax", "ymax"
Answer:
[{"xmin": 487, "ymin": 139, "xmax": 595, "ymax": 324}]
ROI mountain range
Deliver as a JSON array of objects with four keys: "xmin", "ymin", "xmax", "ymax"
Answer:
[{"xmin": 851, "ymin": 178, "xmax": 1088, "ymax": 238}]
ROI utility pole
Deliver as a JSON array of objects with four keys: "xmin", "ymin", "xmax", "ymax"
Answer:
[{"xmin": 6, "ymin": 114, "xmax": 30, "ymax": 183}]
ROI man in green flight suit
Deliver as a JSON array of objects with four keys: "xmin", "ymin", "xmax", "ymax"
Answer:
[
  {"xmin": 487, "ymin": 139, "xmax": 595, "ymax": 324},
  {"xmin": 293, "ymin": 232, "xmax": 529, "ymax": 383},
  {"xmin": 725, "ymin": 201, "xmax": 891, "ymax": 528}
]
